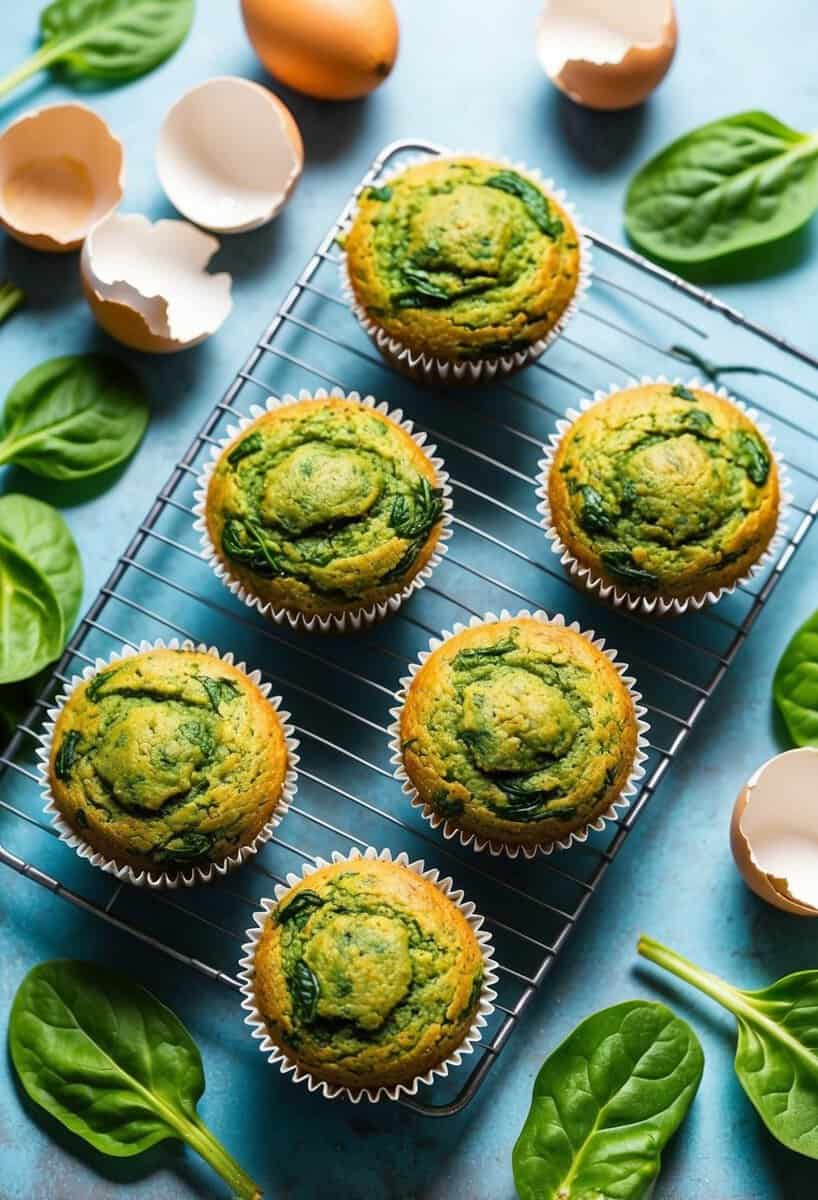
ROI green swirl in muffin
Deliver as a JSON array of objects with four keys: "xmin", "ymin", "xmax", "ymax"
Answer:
[
  {"xmin": 546, "ymin": 382, "xmax": 780, "ymax": 600},
  {"xmin": 343, "ymin": 156, "xmax": 582, "ymax": 364},
  {"xmin": 205, "ymin": 395, "xmax": 445, "ymax": 620},
  {"xmin": 399, "ymin": 617, "xmax": 639, "ymax": 849}
]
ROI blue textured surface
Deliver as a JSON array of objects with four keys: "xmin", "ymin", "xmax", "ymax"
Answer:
[{"xmin": 2, "ymin": 1, "xmax": 818, "ymax": 1196}]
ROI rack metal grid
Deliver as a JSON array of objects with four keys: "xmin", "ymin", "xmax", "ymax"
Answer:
[{"xmin": 2, "ymin": 139, "xmax": 818, "ymax": 1117}]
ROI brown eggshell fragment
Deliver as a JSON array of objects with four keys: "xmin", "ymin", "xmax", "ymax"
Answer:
[
  {"xmin": 730, "ymin": 748, "xmax": 818, "ymax": 917},
  {"xmin": 81, "ymin": 213, "xmax": 233, "ymax": 355},
  {"xmin": 241, "ymin": 0, "xmax": 399, "ymax": 101},
  {"xmin": 537, "ymin": 0, "xmax": 677, "ymax": 111},
  {"xmin": 157, "ymin": 77, "xmax": 303, "ymax": 234},
  {"xmin": 0, "ymin": 103, "xmax": 124, "ymax": 252}
]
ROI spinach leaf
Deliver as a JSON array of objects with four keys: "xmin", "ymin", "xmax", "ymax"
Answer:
[
  {"xmin": 221, "ymin": 517, "xmax": 285, "ymax": 577},
  {"xmin": 86, "ymin": 666, "xmax": 120, "ymax": 702},
  {"xmin": 773, "ymin": 609, "xmax": 818, "ymax": 746},
  {"xmin": 0, "ymin": 0, "xmax": 193, "ymax": 98},
  {"xmin": 277, "ymin": 890, "xmax": 324, "ymax": 924},
  {"xmin": 367, "ymin": 185, "xmax": 392, "ymax": 202},
  {"xmin": 486, "ymin": 171, "xmax": 564, "ymax": 239},
  {"xmin": 625, "ymin": 112, "xmax": 818, "ymax": 268},
  {"xmin": 732, "ymin": 431, "xmax": 770, "ymax": 486},
  {"xmin": 227, "ymin": 431, "xmax": 263, "ymax": 467},
  {"xmin": 290, "ymin": 960, "xmax": 320, "ymax": 1022},
  {"xmin": 452, "ymin": 634, "xmax": 519, "ymax": 671},
  {"xmin": 0, "ymin": 536, "xmax": 64, "ymax": 685},
  {"xmin": 0, "ymin": 355, "xmax": 148, "ymax": 481},
  {"xmin": 390, "ymin": 477, "xmax": 444, "ymax": 540},
  {"xmin": 600, "ymin": 551, "xmax": 659, "ymax": 590},
  {"xmin": 0, "ymin": 281, "xmax": 24, "ymax": 325},
  {"xmin": 0, "ymin": 494, "xmax": 83, "ymax": 636},
  {"xmin": 513, "ymin": 1000, "xmax": 703, "ymax": 1200},
  {"xmin": 682, "ymin": 408, "xmax": 714, "ymax": 434},
  {"xmin": 199, "ymin": 675, "xmax": 238, "ymax": 713},
  {"xmin": 577, "ymin": 484, "xmax": 614, "ymax": 535},
  {"xmin": 9, "ymin": 961, "xmax": 260, "ymax": 1198},
  {"xmin": 54, "ymin": 730, "xmax": 81, "ymax": 780},
  {"xmin": 639, "ymin": 935, "xmax": 818, "ymax": 1159},
  {"xmin": 671, "ymin": 383, "xmax": 696, "ymax": 402}
]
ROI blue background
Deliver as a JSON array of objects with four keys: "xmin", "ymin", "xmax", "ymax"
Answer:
[{"xmin": 2, "ymin": 1, "xmax": 818, "ymax": 1196}]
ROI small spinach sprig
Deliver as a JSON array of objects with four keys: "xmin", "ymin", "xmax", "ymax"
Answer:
[
  {"xmin": 0, "ymin": 0, "xmax": 193, "ymax": 99},
  {"xmin": 513, "ymin": 1000, "xmax": 703, "ymax": 1200},
  {"xmin": 10, "ymin": 960, "xmax": 261, "ymax": 1199},
  {"xmin": 639, "ymin": 935, "xmax": 818, "ymax": 1159}
]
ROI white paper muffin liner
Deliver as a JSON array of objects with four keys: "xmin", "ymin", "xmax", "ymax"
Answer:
[
  {"xmin": 35, "ymin": 638, "xmax": 300, "ymax": 889},
  {"xmin": 388, "ymin": 610, "xmax": 650, "ymax": 859},
  {"xmin": 535, "ymin": 376, "xmax": 794, "ymax": 616},
  {"xmin": 339, "ymin": 150, "xmax": 593, "ymax": 384},
  {"xmin": 237, "ymin": 845, "xmax": 498, "ymax": 1103},
  {"xmin": 193, "ymin": 387, "xmax": 453, "ymax": 633}
]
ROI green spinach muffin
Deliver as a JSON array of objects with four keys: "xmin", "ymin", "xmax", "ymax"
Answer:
[
  {"xmin": 251, "ymin": 857, "xmax": 486, "ymax": 1090},
  {"xmin": 399, "ymin": 617, "xmax": 640, "ymax": 850},
  {"xmin": 47, "ymin": 648, "xmax": 289, "ymax": 875},
  {"xmin": 343, "ymin": 156, "xmax": 583, "ymax": 371},
  {"xmin": 545, "ymin": 382, "xmax": 781, "ymax": 602},
  {"xmin": 204, "ymin": 395, "xmax": 446, "ymax": 624}
]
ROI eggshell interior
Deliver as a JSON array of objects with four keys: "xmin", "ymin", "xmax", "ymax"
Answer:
[
  {"xmin": 0, "ymin": 104, "xmax": 123, "ymax": 252},
  {"xmin": 156, "ymin": 76, "xmax": 303, "ymax": 234},
  {"xmin": 82, "ymin": 213, "xmax": 232, "ymax": 352},
  {"xmin": 734, "ymin": 748, "xmax": 818, "ymax": 912},
  {"xmin": 537, "ymin": 0, "xmax": 676, "ymax": 111}
]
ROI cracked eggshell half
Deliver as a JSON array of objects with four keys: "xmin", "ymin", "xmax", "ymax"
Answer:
[
  {"xmin": 156, "ymin": 76, "xmax": 303, "ymax": 234},
  {"xmin": 0, "ymin": 103, "xmax": 124, "ymax": 253},
  {"xmin": 536, "ymin": 0, "xmax": 677, "ymax": 111},
  {"xmin": 81, "ymin": 213, "xmax": 233, "ymax": 354},
  {"xmin": 731, "ymin": 747, "xmax": 818, "ymax": 917}
]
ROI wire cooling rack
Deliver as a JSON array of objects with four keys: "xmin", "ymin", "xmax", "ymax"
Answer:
[{"xmin": 2, "ymin": 139, "xmax": 818, "ymax": 1117}]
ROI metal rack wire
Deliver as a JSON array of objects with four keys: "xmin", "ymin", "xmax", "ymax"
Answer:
[{"xmin": 2, "ymin": 139, "xmax": 818, "ymax": 1117}]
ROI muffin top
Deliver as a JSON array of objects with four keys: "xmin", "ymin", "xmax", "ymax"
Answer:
[
  {"xmin": 400, "ymin": 618, "xmax": 637, "ymax": 845},
  {"xmin": 343, "ymin": 157, "xmax": 581, "ymax": 361},
  {"xmin": 206, "ymin": 397, "xmax": 444, "ymax": 616},
  {"xmin": 49, "ymin": 649, "xmax": 288, "ymax": 870},
  {"xmin": 253, "ymin": 857, "xmax": 484, "ymax": 1088},
  {"xmin": 547, "ymin": 383, "xmax": 780, "ymax": 597}
]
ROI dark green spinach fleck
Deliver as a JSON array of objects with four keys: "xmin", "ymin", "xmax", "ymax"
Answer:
[
  {"xmin": 290, "ymin": 960, "xmax": 320, "ymax": 1023},
  {"xmin": 577, "ymin": 484, "xmax": 614, "ymax": 535},
  {"xmin": 227, "ymin": 432, "xmax": 263, "ymax": 467},
  {"xmin": 485, "ymin": 171, "xmax": 564, "ymax": 239},
  {"xmin": 54, "ymin": 730, "xmax": 81, "ymax": 780},
  {"xmin": 276, "ymin": 890, "xmax": 323, "ymax": 925},
  {"xmin": 732, "ymin": 431, "xmax": 770, "ymax": 485},
  {"xmin": 671, "ymin": 383, "xmax": 696, "ymax": 402},
  {"xmin": 601, "ymin": 551, "xmax": 659, "ymax": 590}
]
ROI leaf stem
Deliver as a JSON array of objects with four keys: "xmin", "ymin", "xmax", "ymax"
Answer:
[
  {"xmin": 637, "ymin": 935, "xmax": 747, "ymax": 1020},
  {"xmin": 176, "ymin": 1116, "xmax": 261, "ymax": 1200},
  {"xmin": 0, "ymin": 41, "xmax": 68, "ymax": 99}
]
